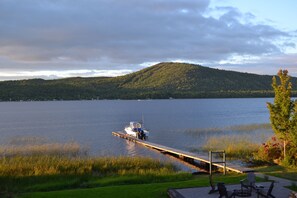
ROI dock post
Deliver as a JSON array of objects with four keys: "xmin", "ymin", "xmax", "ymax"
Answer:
[
  {"xmin": 223, "ymin": 150, "xmax": 226, "ymax": 175},
  {"xmin": 209, "ymin": 151, "xmax": 212, "ymax": 176}
]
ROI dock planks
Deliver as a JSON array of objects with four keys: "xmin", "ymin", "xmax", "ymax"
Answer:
[{"xmin": 112, "ymin": 131, "xmax": 253, "ymax": 173}]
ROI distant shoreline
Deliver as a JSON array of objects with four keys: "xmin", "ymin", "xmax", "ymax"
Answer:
[
  {"xmin": 1, "ymin": 63, "xmax": 297, "ymax": 101},
  {"xmin": 0, "ymin": 96, "xmax": 279, "ymax": 103}
]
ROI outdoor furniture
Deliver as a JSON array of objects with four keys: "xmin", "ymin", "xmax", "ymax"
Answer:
[
  {"xmin": 217, "ymin": 182, "xmax": 235, "ymax": 198},
  {"xmin": 256, "ymin": 181, "xmax": 275, "ymax": 198},
  {"xmin": 240, "ymin": 172, "xmax": 256, "ymax": 192},
  {"xmin": 233, "ymin": 189, "xmax": 252, "ymax": 197}
]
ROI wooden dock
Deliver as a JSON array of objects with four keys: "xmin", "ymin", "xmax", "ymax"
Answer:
[{"xmin": 112, "ymin": 131, "xmax": 253, "ymax": 174}]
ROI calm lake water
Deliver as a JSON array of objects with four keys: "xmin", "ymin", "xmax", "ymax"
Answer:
[{"xmin": 0, "ymin": 98, "xmax": 274, "ymax": 170}]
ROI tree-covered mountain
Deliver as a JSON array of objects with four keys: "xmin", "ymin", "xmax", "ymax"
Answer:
[{"xmin": 0, "ymin": 62, "xmax": 296, "ymax": 101}]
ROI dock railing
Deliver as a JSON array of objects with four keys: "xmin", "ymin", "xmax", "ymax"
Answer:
[{"xmin": 209, "ymin": 150, "xmax": 226, "ymax": 175}]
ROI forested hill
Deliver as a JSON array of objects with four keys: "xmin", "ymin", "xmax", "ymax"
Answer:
[{"xmin": 0, "ymin": 62, "xmax": 296, "ymax": 101}]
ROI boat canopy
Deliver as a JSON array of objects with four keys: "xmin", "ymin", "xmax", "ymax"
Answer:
[{"xmin": 130, "ymin": 122, "xmax": 142, "ymax": 129}]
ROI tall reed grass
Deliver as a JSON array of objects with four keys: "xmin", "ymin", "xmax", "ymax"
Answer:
[
  {"xmin": 0, "ymin": 137, "xmax": 177, "ymax": 177},
  {"xmin": 202, "ymin": 135, "xmax": 260, "ymax": 160},
  {"xmin": 0, "ymin": 137, "xmax": 181, "ymax": 195},
  {"xmin": 0, "ymin": 156, "xmax": 177, "ymax": 177},
  {"xmin": 185, "ymin": 123, "xmax": 271, "ymax": 135},
  {"xmin": 1, "ymin": 136, "xmax": 89, "ymax": 157},
  {"xmin": 0, "ymin": 142, "xmax": 88, "ymax": 157},
  {"xmin": 8, "ymin": 136, "xmax": 47, "ymax": 145}
]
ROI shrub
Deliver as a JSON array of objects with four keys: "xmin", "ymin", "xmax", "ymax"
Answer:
[
  {"xmin": 283, "ymin": 147, "xmax": 297, "ymax": 167},
  {"xmin": 253, "ymin": 136, "xmax": 282, "ymax": 163}
]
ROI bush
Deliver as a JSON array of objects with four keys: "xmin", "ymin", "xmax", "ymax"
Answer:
[
  {"xmin": 254, "ymin": 136, "xmax": 282, "ymax": 163},
  {"xmin": 283, "ymin": 147, "xmax": 297, "ymax": 167}
]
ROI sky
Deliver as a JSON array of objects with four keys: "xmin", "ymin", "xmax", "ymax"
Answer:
[{"xmin": 0, "ymin": 0, "xmax": 296, "ymax": 80}]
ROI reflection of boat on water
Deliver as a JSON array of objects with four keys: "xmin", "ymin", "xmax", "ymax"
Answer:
[
  {"xmin": 125, "ymin": 140, "xmax": 137, "ymax": 156},
  {"xmin": 124, "ymin": 122, "xmax": 149, "ymax": 140}
]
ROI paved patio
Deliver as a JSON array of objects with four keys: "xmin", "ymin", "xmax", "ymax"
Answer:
[{"xmin": 168, "ymin": 173, "xmax": 297, "ymax": 198}]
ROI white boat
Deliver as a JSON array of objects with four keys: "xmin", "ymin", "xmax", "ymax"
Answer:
[{"xmin": 124, "ymin": 122, "xmax": 149, "ymax": 140}]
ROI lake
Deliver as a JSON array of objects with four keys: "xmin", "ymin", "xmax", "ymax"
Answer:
[{"xmin": 0, "ymin": 98, "xmax": 274, "ymax": 170}]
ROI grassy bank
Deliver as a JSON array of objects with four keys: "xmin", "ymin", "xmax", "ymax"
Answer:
[
  {"xmin": 1, "ymin": 137, "xmax": 296, "ymax": 197},
  {"xmin": 0, "ymin": 140, "xmax": 249, "ymax": 197},
  {"xmin": 2, "ymin": 157, "xmax": 296, "ymax": 198},
  {"xmin": 0, "ymin": 155, "xmax": 181, "ymax": 193},
  {"xmin": 0, "ymin": 156, "xmax": 177, "ymax": 177},
  {"xmin": 0, "ymin": 154, "xmax": 249, "ymax": 198},
  {"xmin": 0, "ymin": 140, "xmax": 187, "ymax": 196}
]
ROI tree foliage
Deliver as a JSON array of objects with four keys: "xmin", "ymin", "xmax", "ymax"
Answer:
[{"xmin": 267, "ymin": 70, "xmax": 297, "ymax": 165}]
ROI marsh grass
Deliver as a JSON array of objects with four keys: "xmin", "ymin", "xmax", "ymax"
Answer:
[
  {"xmin": 0, "ymin": 156, "xmax": 181, "ymax": 193},
  {"xmin": 185, "ymin": 123, "xmax": 272, "ymax": 135},
  {"xmin": 0, "ymin": 154, "xmax": 177, "ymax": 177},
  {"xmin": 0, "ymin": 142, "xmax": 88, "ymax": 157},
  {"xmin": 1, "ymin": 136, "xmax": 89, "ymax": 157},
  {"xmin": 0, "ymin": 138, "xmax": 181, "ymax": 194},
  {"xmin": 8, "ymin": 136, "xmax": 48, "ymax": 145},
  {"xmin": 227, "ymin": 123, "xmax": 271, "ymax": 132},
  {"xmin": 202, "ymin": 135, "xmax": 260, "ymax": 159},
  {"xmin": 186, "ymin": 123, "xmax": 271, "ymax": 160}
]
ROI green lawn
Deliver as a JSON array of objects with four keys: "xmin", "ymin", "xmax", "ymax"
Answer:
[
  {"xmin": 0, "ymin": 173, "xmax": 192, "ymax": 194},
  {"xmin": 19, "ymin": 174, "xmax": 246, "ymax": 198},
  {"xmin": 19, "ymin": 180, "xmax": 200, "ymax": 198},
  {"xmin": 11, "ymin": 167, "xmax": 297, "ymax": 198},
  {"xmin": 255, "ymin": 165, "xmax": 297, "ymax": 181},
  {"xmin": 289, "ymin": 186, "xmax": 297, "ymax": 192}
]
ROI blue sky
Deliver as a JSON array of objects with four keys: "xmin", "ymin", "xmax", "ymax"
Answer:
[
  {"xmin": 0, "ymin": 0, "xmax": 296, "ymax": 80},
  {"xmin": 211, "ymin": 0, "xmax": 297, "ymax": 31}
]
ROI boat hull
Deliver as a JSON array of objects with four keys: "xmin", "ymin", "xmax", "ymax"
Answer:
[{"xmin": 124, "ymin": 127, "xmax": 149, "ymax": 140}]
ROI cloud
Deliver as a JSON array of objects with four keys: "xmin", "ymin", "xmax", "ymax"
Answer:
[
  {"xmin": 215, "ymin": 53, "xmax": 297, "ymax": 77},
  {"xmin": 0, "ymin": 69, "xmax": 132, "ymax": 81},
  {"xmin": 0, "ymin": 0, "xmax": 296, "ymax": 79}
]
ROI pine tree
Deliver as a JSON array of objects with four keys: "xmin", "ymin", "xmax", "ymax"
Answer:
[{"xmin": 267, "ymin": 70, "xmax": 297, "ymax": 160}]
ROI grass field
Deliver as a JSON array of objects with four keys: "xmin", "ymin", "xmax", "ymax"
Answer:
[
  {"xmin": 0, "ymin": 146, "xmax": 248, "ymax": 198},
  {"xmin": 18, "ymin": 174, "xmax": 246, "ymax": 198},
  {"xmin": 255, "ymin": 165, "xmax": 297, "ymax": 196},
  {"xmin": 255, "ymin": 165, "xmax": 297, "ymax": 181}
]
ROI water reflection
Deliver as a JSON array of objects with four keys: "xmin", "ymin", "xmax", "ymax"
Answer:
[{"xmin": 125, "ymin": 140, "xmax": 138, "ymax": 156}]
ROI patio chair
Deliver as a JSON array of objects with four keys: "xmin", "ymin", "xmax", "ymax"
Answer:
[
  {"xmin": 217, "ymin": 183, "xmax": 235, "ymax": 198},
  {"xmin": 257, "ymin": 181, "xmax": 275, "ymax": 198},
  {"xmin": 240, "ymin": 172, "xmax": 256, "ymax": 192}
]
